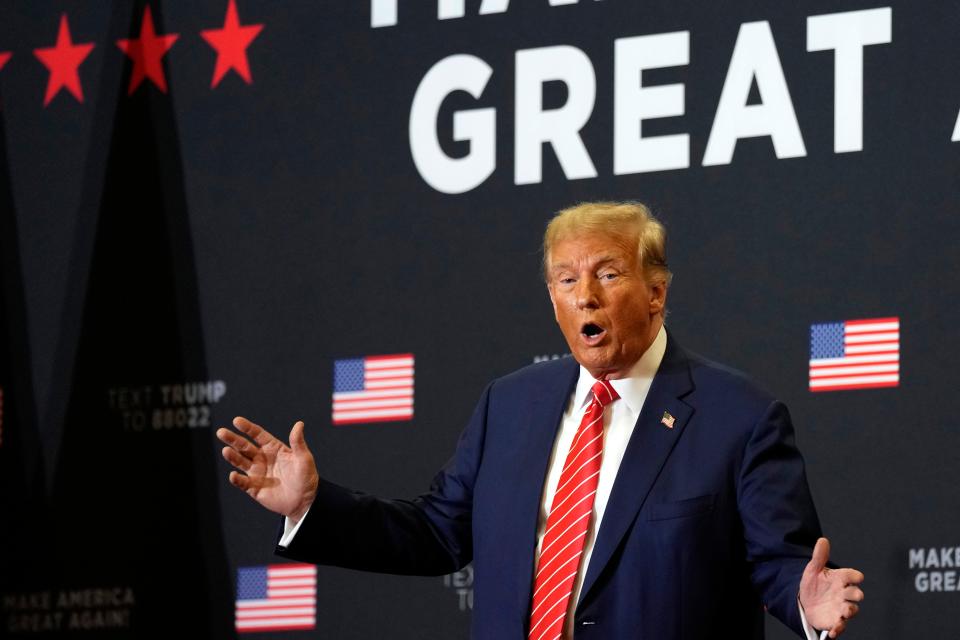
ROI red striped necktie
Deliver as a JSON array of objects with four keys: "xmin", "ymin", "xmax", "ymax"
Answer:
[{"xmin": 528, "ymin": 380, "xmax": 619, "ymax": 640}]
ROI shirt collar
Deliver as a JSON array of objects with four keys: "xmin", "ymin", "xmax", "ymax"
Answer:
[{"xmin": 572, "ymin": 324, "xmax": 668, "ymax": 414}]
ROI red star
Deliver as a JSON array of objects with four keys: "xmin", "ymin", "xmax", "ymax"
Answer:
[
  {"xmin": 116, "ymin": 5, "xmax": 179, "ymax": 95},
  {"xmin": 33, "ymin": 14, "xmax": 95, "ymax": 106},
  {"xmin": 201, "ymin": 0, "xmax": 264, "ymax": 88},
  {"xmin": 0, "ymin": 52, "xmax": 11, "ymax": 73}
]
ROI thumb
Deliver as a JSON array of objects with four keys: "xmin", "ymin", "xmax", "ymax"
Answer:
[
  {"xmin": 289, "ymin": 420, "xmax": 307, "ymax": 453},
  {"xmin": 807, "ymin": 537, "xmax": 830, "ymax": 574}
]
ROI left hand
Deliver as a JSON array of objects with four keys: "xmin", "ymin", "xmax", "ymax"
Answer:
[{"xmin": 799, "ymin": 537, "xmax": 865, "ymax": 638}]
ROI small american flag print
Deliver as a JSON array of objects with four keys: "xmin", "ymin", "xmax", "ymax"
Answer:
[
  {"xmin": 809, "ymin": 317, "xmax": 900, "ymax": 392},
  {"xmin": 235, "ymin": 563, "xmax": 317, "ymax": 633},
  {"xmin": 332, "ymin": 353, "xmax": 414, "ymax": 424}
]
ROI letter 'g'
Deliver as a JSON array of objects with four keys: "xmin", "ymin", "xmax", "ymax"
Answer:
[{"xmin": 409, "ymin": 54, "xmax": 495, "ymax": 194}]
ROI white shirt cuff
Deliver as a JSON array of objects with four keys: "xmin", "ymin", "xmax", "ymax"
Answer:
[{"xmin": 277, "ymin": 506, "xmax": 311, "ymax": 548}]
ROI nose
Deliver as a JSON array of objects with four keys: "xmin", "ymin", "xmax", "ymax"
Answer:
[{"xmin": 574, "ymin": 278, "xmax": 600, "ymax": 310}]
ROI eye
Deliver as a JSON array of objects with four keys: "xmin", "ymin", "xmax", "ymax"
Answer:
[
  {"xmin": 559, "ymin": 277, "xmax": 576, "ymax": 285},
  {"xmin": 600, "ymin": 272, "xmax": 619, "ymax": 281}
]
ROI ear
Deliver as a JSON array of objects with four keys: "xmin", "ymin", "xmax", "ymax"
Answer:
[
  {"xmin": 547, "ymin": 283, "xmax": 560, "ymax": 323},
  {"xmin": 648, "ymin": 280, "xmax": 667, "ymax": 315}
]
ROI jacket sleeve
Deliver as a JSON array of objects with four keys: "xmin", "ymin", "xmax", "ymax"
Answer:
[
  {"xmin": 274, "ymin": 381, "xmax": 493, "ymax": 576},
  {"xmin": 737, "ymin": 400, "xmax": 825, "ymax": 638}
]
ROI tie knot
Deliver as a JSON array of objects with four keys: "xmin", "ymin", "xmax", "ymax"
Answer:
[{"xmin": 591, "ymin": 380, "xmax": 619, "ymax": 407}]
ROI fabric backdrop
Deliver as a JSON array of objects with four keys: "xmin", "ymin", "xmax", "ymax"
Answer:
[{"xmin": 1, "ymin": 1, "xmax": 957, "ymax": 638}]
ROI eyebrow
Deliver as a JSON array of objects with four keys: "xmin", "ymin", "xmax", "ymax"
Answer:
[{"xmin": 550, "ymin": 256, "xmax": 621, "ymax": 272}]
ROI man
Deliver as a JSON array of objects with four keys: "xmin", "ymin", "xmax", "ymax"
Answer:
[{"xmin": 217, "ymin": 201, "xmax": 864, "ymax": 640}]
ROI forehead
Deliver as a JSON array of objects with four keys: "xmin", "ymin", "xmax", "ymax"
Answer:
[{"xmin": 548, "ymin": 233, "xmax": 637, "ymax": 269}]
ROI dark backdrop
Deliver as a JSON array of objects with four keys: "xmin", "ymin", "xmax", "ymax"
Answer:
[{"xmin": 1, "ymin": 1, "xmax": 957, "ymax": 638}]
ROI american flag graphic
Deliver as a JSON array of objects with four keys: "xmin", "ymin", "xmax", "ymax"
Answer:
[
  {"xmin": 332, "ymin": 353, "xmax": 414, "ymax": 425},
  {"xmin": 809, "ymin": 317, "xmax": 900, "ymax": 392},
  {"xmin": 235, "ymin": 563, "xmax": 317, "ymax": 633}
]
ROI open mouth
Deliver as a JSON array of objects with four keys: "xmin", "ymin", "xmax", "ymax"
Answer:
[{"xmin": 580, "ymin": 323, "xmax": 607, "ymax": 342}]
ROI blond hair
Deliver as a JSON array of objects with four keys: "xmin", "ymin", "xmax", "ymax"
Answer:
[{"xmin": 543, "ymin": 201, "xmax": 672, "ymax": 286}]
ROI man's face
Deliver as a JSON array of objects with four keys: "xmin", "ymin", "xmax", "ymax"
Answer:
[{"xmin": 547, "ymin": 234, "xmax": 666, "ymax": 380}]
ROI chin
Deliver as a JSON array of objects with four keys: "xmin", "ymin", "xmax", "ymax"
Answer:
[{"xmin": 578, "ymin": 356, "xmax": 612, "ymax": 376}]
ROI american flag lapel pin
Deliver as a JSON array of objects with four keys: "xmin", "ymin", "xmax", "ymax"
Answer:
[{"xmin": 661, "ymin": 411, "xmax": 676, "ymax": 429}]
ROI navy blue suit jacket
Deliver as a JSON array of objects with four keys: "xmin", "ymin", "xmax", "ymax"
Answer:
[{"xmin": 277, "ymin": 334, "xmax": 823, "ymax": 639}]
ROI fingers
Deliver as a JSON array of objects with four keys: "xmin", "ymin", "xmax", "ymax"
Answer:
[
  {"xmin": 828, "ymin": 604, "xmax": 860, "ymax": 638},
  {"xmin": 216, "ymin": 427, "xmax": 258, "ymax": 457},
  {"xmin": 289, "ymin": 421, "xmax": 307, "ymax": 453},
  {"xmin": 228, "ymin": 470, "xmax": 277, "ymax": 493},
  {"xmin": 828, "ymin": 619, "xmax": 846, "ymax": 638},
  {"xmin": 802, "ymin": 537, "xmax": 832, "ymax": 585},
  {"xmin": 233, "ymin": 416, "xmax": 278, "ymax": 447},
  {"xmin": 827, "ymin": 600, "xmax": 861, "ymax": 638},
  {"xmin": 228, "ymin": 470, "xmax": 252, "ymax": 490},
  {"xmin": 222, "ymin": 445, "xmax": 252, "ymax": 472},
  {"xmin": 842, "ymin": 585, "xmax": 864, "ymax": 602},
  {"xmin": 841, "ymin": 568, "xmax": 865, "ymax": 585},
  {"xmin": 810, "ymin": 537, "xmax": 830, "ymax": 572}
]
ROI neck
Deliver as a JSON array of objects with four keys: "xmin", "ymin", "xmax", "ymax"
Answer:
[{"xmin": 591, "ymin": 317, "xmax": 665, "ymax": 380}]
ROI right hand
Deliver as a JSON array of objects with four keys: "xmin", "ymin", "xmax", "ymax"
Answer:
[{"xmin": 216, "ymin": 416, "xmax": 319, "ymax": 522}]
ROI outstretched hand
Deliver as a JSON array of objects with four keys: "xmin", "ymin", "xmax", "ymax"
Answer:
[
  {"xmin": 799, "ymin": 537, "xmax": 864, "ymax": 639},
  {"xmin": 216, "ymin": 416, "xmax": 319, "ymax": 522}
]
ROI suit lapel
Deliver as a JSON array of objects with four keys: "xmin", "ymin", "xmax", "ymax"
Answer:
[
  {"xmin": 510, "ymin": 357, "xmax": 579, "ymax": 624},
  {"xmin": 577, "ymin": 334, "xmax": 696, "ymax": 606}
]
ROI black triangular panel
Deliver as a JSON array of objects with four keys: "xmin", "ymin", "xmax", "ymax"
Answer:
[{"xmin": 48, "ymin": 3, "xmax": 232, "ymax": 637}]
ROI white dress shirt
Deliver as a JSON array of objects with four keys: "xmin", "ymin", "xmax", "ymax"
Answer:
[
  {"xmin": 535, "ymin": 324, "xmax": 667, "ymax": 639},
  {"xmin": 280, "ymin": 324, "xmax": 820, "ymax": 639}
]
